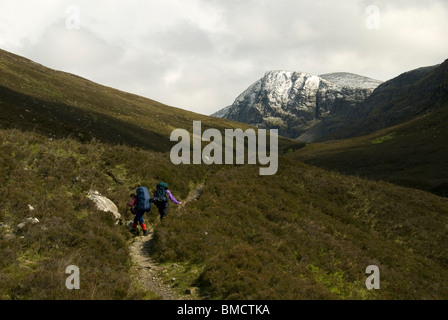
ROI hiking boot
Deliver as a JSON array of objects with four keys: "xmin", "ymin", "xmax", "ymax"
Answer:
[{"xmin": 143, "ymin": 230, "xmax": 148, "ymax": 236}]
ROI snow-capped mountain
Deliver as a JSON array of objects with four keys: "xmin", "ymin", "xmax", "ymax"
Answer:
[{"xmin": 212, "ymin": 70, "xmax": 382, "ymax": 141}]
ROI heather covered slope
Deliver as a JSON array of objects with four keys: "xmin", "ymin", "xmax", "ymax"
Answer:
[
  {"xmin": 1, "ymin": 127, "xmax": 448, "ymax": 300},
  {"xmin": 0, "ymin": 128, "xmax": 212, "ymax": 299},
  {"xmin": 295, "ymin": 104, "xmax": 448, "ymax": 197},
  {"xmin": 0, "ymin": 49, "xmax": 298, "ymax": 153},
  {"xmin": 318, "ymin": 60, "xmax": 447, "ymax": 141},
  {"xmin": 153, "ymin": 157, "xmax": 448, "ymax": 299},
  {"xmin": 1, "ymin": 49, "xmax": 447, "ymax": 300}
]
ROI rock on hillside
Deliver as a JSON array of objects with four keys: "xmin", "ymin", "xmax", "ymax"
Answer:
[{"xmin": 87, "ymin": 190, "xmax": 121, "ymax": 222}]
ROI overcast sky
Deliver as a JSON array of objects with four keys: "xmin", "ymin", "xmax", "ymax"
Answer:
[{"xmin": 1, "ymin": 0, "xmax": 447, "ymax": 115}]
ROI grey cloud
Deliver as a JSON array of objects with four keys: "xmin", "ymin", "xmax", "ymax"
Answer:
[
  {"xmin": 151, "ymin": 19, "xmax": 215, "ymax": 56},
  {"xmin": 21, "ymin": 18, "xmax": 125, "ymax": 77},
  {"xmin": 8, "ymin": 0, "xmax": 448, "ymax": 115}
]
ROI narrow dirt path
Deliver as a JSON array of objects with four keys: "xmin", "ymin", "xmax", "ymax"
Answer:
[
  {"xmin": 128, "ymin": 183, "xmax": 204, "ymax": 300},
  {"xmin": 129, "ymin": 228, "xmax": 184, "ymax": 300}
]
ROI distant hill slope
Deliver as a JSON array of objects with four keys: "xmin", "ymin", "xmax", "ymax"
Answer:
[
  {"xmin": 318, "ymin": 60, "xmax": 447, "ymax": 141},
  {"xmin": 294, "ymin": 59, "xmax": 448, "ymax": 197},
  {"xmin": 0, "ymin": 49, "xmax": 299, "ymax": 153},
  {"xmin": 294, "ymin": 103, "xmax": 448, "ymax": 197}
]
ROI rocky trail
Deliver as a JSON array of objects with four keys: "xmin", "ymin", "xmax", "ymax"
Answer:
[
  {"xmin": 128, "ymin": 183, "xmax": 204, "ymax": 300},
  {"xmin": 129, "ymin": 228, "xmax": 185, "ymax": 300}
]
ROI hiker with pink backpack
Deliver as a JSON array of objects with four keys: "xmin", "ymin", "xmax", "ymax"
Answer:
[{"xmin": 127, "ymin": 186, "xmax": 151, "ymax": 236}]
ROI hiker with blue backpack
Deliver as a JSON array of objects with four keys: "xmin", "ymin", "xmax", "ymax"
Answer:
[
  {"xmin": 151, "ymin": 182, "xmax": 182, "ymax": 222},
  {"xmin": 127, "ymin": 186, "xmax": 152, "ymax": 236}
]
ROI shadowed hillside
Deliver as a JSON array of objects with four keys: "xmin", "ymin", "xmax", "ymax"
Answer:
[
  {"xmin": 295, "ymin": 104, "xmax": 448, "ymax": 197},
  {"xmin": 318, "ymin": 59, "xmax": 448, "ymax": 141},
  {"xmin": 294, "ymin": 60, "xmax": 448, "ymax": 197},
  {"xmin": 0, "ymin": 49, "xmax": 299, "ymax": 154}
]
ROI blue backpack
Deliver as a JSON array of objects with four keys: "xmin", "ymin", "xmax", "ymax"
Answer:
[{"xmin": 136, "ymin": 186, "xmax": 151, "ymax": 212}]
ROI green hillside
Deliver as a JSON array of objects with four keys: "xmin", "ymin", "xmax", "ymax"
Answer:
[
  {"xmin": 318, "ymin": 60, "xmax": 447, "ymax": 142},
  {"xmin": 0, "ymin": 128, "xmax": 211, "ymax": 299},
  {"xmin": 154, "ymin": 157, "xmax": 448, "ymax": 299},
  {"xmin": 1, "ymin": 127, "xmax": 447, "ymax": 299},
  {"xmin": 295, "ymin": 59, "xmax": 448, "ymax": 197},
  {"xmin": 294, "ymin": 103, "xmax": 448, "ymax": 197},
  {"xmin": 1, "ymin": 50, "xmax": 447, "ymax": 300},
  {"xmin": 0, "ymin": 49, "xmax": 298, "ymax": 153}
]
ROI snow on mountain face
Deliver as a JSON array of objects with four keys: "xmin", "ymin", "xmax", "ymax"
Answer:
[
  {"xmin": 212, "ymin": 70, "xmax": 382, "ymax": 140},
  {"xmin": 319, "ymin": 73, "xmax": 383, "ymax": 90}
]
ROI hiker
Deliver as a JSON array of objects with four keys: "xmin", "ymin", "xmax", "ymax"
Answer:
[
  {"xmin": 151, "ymin": 182, "xmax": 182, "ymax": 222},
  {"xmin": 127, "ymin": 186, "xmax": 151, "ymax": 236}
]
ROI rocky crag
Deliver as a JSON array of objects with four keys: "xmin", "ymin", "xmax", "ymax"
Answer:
[{"xmin": 213, "ymin": 70, "xmax": 382, "ymax": 142}]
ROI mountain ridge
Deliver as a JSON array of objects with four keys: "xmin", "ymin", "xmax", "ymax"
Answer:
[
  {"xmin": 294, "ymin": 59, "xmax": 448, "ymax": 197},
  {"xmin": 318, "ymin": 61, "xmax": 446, "ymax": 141},
  {"xmin": 212, "ymin": 69, "xmax": 382, "ymax": 141}
]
